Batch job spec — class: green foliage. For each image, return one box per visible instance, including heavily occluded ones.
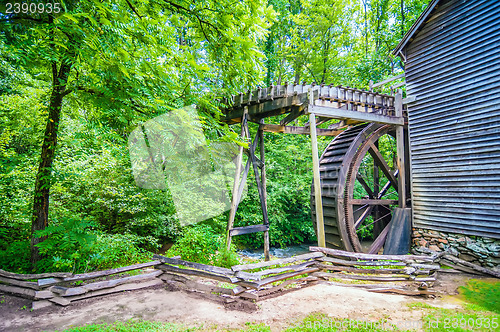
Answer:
[167,223,240,268]
[212,246,241,269]
[84,233,154,271]
[167,224,220,264]
[414,301,499,332]
[0,217,154,274]
[0,0,435,273]
[59,320,194,332]
[35,218,97,272]
[458,279,500,314]
[0,240,31,274]
[285,313,397,331]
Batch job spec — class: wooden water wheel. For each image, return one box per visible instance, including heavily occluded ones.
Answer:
[311,123,400,253]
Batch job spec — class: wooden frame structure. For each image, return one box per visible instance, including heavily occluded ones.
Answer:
[226,107,270,260]
[222,78,408,254]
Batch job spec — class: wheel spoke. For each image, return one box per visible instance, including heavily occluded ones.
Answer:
[367,141,398,193]
[350,199,398,205]
[356,174,374,198]
[367,222,392,254]
[354,206,373,229]
[353,204,370,214]
[357,211,392,233]
[376,169,398,199]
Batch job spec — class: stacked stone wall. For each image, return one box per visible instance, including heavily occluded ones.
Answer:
[412,228,500,270]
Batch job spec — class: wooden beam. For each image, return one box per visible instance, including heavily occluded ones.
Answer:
[370,74,405,89]
[308,105,404,126]
[38,261,162,287]
[241,261,317,279]
[310,89,326,248]
[154,255,234,277]
[229,224,269,236]
[395,90,406,208]
[257,267,319,287]
[402,95,416,104]
[226,108,248,250]
[48,271,163,297]
[367,141,399,193]
[231,252,324,272]
[249,123,269,235]
[349,199,398,205]
[355,174,374,198]
[280,105,304,126]
[309,246,436,262]
[0,283,36,299]
[224,92,310,122]
[259,120,270,262]
[316,256,405,267]
[156,264,240,285]
[260,123,342,136]
[0,269,72,281]
[0,276,39,290]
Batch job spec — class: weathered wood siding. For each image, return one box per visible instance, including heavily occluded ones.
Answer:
[404,0,500,238]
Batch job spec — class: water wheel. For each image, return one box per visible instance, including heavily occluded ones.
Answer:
[311,123,400,253]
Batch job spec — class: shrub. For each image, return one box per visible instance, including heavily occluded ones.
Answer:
[167,223,240,268]
[0,240,31,273]
[33,217,154,273]
[85,233,154,271]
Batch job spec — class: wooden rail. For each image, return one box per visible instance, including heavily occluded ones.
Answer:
[0,248,442,310]
[310,246,440,290]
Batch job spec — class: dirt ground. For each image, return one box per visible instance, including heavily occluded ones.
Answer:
[0,273,488,332]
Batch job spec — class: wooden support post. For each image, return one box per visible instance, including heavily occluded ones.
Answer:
[395,90,406,208]
[226,107,248,250]
[309,89,325,248]
[259,119,270,261]
[250,128,269,239]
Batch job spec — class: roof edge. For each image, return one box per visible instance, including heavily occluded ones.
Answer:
[392,0,441,57]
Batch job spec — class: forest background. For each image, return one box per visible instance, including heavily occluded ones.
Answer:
[0,0,430,273]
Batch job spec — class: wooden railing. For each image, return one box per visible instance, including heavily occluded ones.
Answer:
[0,248,444,310]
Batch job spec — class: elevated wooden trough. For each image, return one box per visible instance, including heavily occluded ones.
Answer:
[222,83,399,126]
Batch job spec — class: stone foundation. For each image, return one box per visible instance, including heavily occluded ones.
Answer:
[411,228,500,269]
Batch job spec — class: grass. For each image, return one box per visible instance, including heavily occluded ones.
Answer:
[406,279,500,332]
[57,320,197,332]
[458,279,499,314]
[59,317,409,332]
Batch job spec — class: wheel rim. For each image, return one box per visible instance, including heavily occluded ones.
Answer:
[343,124,398,253]
[311,123,399,253]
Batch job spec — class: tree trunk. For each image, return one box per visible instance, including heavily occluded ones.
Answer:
[400,0,405,38]
[30,61,73,269]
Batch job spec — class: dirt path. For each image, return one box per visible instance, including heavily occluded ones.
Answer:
[0,274,475,332]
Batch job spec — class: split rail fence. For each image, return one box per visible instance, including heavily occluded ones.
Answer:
[0,248,442,310]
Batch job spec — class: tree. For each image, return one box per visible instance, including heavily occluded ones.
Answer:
[1,0,273,269]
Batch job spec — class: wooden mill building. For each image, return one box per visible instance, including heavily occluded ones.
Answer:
[393,0,500,262]
[393,0,500,238]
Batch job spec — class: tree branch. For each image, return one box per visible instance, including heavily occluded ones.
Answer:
[162,0,223,44]
[124,0,143,19]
